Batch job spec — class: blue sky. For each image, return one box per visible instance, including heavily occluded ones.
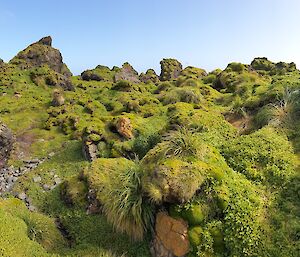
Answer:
[1,0,300,74]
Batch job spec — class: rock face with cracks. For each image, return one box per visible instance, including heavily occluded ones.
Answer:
[151,212,190,257]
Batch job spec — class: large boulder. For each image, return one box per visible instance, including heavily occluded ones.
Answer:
[0,122,14,168]
[114,62,140,83]
[10,36,72,77]
[151,212,190,257]
[160,59,182,81]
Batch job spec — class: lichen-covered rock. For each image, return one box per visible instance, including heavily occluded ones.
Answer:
[139,69,160,84]
[0,122,14,168]
[116,117,134,139]
[10,36,72,77]
[160,59,182,81]
[114,62,140,83]
[151,212,189,257]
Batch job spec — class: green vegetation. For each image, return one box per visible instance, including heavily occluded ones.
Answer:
[0,38,299,257]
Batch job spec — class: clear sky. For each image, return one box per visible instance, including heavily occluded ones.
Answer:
[1,0,300,75]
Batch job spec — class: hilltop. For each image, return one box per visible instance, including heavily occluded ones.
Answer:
[0,36,299,257]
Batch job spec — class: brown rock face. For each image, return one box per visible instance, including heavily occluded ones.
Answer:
[116,117,133,139]
[0,122,14,168]
[114,62,140,83]
[10,36,72,77]
[151,212,190,257]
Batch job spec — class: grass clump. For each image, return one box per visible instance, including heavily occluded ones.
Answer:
[84,158,154,241]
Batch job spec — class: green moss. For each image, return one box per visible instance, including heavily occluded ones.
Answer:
[222,127,296,184]
[60,176,88,208]
[181,204,206,225]
[0,198,67,255]
[188,226,203,247]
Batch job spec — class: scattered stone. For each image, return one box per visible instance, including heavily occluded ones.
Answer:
[33,176,42,183]
[18,192,27,200]
[54,177,62,185]
[43,184,51,191]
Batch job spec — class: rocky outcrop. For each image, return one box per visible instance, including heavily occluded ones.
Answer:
[81,65,114,82]
[10,36,72,77]
[251,57,297,75]
[139,69,160,84]
[160,59,182,81]
[151,212,190,257]
[0,122,14,169]
[116,117,133,139]
[180,66,207,79]
[114,62,140,83]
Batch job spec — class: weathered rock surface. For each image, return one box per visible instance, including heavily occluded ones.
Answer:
[151,212,190,257]
[160,59,182,81]
[10,36,72,77]
[82,142,99,162]
[114,62,140,83]
[0,122,14,169]
[139,69,160,84]
[116,117,133,139]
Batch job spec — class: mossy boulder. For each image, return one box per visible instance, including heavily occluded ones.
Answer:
[139,69,159,84]
[10,36,72,77]
[251,57,275,71]
[143,158,206,203]
[160,58,182,81]
[180,66,207,79]
[81,65,115,82]
[60,176,88,207]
